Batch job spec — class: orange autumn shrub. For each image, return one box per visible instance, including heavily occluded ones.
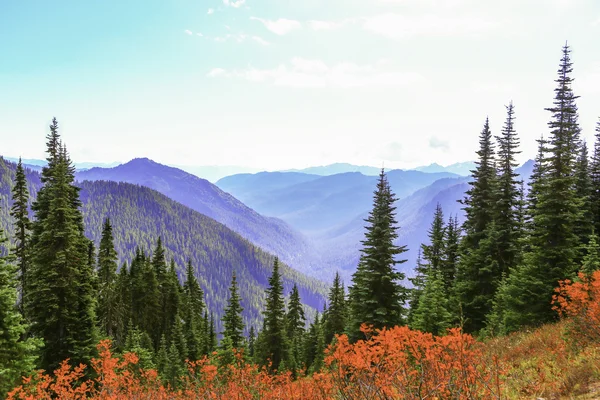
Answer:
[325,324,504,400]
[553,270,600,345]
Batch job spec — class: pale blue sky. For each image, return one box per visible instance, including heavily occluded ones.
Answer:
[1,0,599,170]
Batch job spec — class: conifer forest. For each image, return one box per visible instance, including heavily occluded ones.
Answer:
[2,29,600,400]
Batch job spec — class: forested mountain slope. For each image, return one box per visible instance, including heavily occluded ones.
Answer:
[0,157,327,332]
[75,158,314,272]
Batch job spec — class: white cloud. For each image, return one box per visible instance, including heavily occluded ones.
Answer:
[206,58,425,88]
[308,19,354,31]
[207,8,214,15]
[250,17,301,35]
[207,68,227,78]
[362,13,496,39]
[212,33,269,45]
[223,0,246,8]
[593,16,600,26]
[429,136,450,150]
[184,29,193,35]
[196,32,204,37]
[252,36,270,46]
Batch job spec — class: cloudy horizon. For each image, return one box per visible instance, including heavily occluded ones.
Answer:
[1,0,599,170]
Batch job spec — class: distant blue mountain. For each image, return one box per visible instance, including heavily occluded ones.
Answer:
[3,157,121,171]
[414,161,477,176]
[283,163,381,176]
[173,165,262,183]
[76,158,315,273]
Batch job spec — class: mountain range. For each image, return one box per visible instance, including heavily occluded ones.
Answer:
[0,157,327,332]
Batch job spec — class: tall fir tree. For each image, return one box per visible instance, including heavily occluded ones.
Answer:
[574,141,593,261]
[285,284,305,375]
[0,221,40,397]
[348,169,408,342]
[261,257,288,372]
[455,118,499,333]
[97,217,120,338]
[162,258,181,343]
[494,102,524,276]
[26,120,98,371]
[496,44,583,332]
[221,272,245,349]
[323,272,346,345]
[182,260,204,361]
[407,250,426,326]
[442,215,461,291]
[421,203,446,274]
[581,230,600,276]
[591,120,600,234]
[410,270,453,336]
[10,158,31,307]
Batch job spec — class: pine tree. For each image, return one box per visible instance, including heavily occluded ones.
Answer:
[170,314,188,364]
[348,169,408,341]
[10,158,31,308]
[165,342,184,388]
[26,121,98,371]
[97,217,120,338]
[248,326,256,359]
[156,334,169,377]
[285,284,305,375]
[123,322,155,371]
[494,102,524,276]
[455,118,499,333]
[582,231,600,276]
[162,258,181,342]
[114,264,131,349]
[575,141,593,261]
[130,251,161,347]
[261,257,288,372]
[410,270,453,336]
[443,215,461,290]
[421,203,446,273]
[222,272,245,349]
[591,120,600,234]
[500,44,583,331]
[407,250,426,326]
[303,313,325,373]
[0,225,40,397]
[182,260,204,361]
[323,272,346,345]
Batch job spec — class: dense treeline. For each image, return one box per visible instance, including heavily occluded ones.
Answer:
[1,43,600,397]
[0,157,327,336]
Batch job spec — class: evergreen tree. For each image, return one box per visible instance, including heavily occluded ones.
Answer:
[455,118,499,333]
[182,260,204,361]
[407,250,426,326]
[575,141,593,261]
[348,169,408,342]
[261,257,288,372]
[165,342,184,388]
[410,270,453,336]
[591,120,600,234]
[123,322,155,371]
[222,272,245,349]
[26,121,98,371]
[170,314,188,364]
[156,334,169,378]
[303,313,325,373]
[323,272,346,345]
[248,326,256,359]
[500,44,583,331]
[130,251,161,347]
[443,215,461,291]
[162,258,181,342]
[0,225,40,397]
[97,217,120,338]
[207,312,217,354]
[421,203,446,273]
[10,158,31,307]
[286,284,305,375]
[494,102,524,276]
[582,231,600,276]
[114,263,131,349]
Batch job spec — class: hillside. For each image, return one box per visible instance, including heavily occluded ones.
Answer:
[0,157,327,332]
[76,158,315,274]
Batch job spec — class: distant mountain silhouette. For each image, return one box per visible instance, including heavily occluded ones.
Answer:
[414,161,477,176]
[283,163,382,176]
[76,158,315,273]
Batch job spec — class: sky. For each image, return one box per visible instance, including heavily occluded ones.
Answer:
[1,0,600,171]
